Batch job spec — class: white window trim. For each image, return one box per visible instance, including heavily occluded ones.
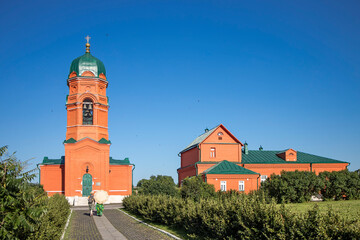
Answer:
[260,175,268,182]
[220,181,226,191]
[239,181,245,191]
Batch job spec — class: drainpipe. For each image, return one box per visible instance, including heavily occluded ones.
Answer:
[257,174,260,190]
[310,163,312,172]
[37,164,41,184]
[131,164,135,194]
[198,145,201,171]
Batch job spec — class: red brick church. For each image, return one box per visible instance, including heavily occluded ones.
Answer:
[178,124,348,192]
[38,38,133,205]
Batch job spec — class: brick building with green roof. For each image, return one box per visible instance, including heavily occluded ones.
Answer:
[178,124,349,193]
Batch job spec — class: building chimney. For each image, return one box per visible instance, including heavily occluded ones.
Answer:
[205,128,209,133]
[259,145,263,151]
[244,142,248,155]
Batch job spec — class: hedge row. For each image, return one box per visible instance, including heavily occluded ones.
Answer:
[123,194,360,240]
[260,170,360,203]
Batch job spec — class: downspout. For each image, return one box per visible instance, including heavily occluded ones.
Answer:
[310,163,312,172]
[197,145,201,176]
[257,174,260,190]
[204,173,207,183]
[131,164,136,194]
[37,164,41,184]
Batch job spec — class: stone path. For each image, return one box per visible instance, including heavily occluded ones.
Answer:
[104,209,173,240]
[93,214,127,240]
[66,206,175,240]
[66,210,102,240]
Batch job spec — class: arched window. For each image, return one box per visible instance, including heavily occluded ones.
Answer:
[83,99,93,125]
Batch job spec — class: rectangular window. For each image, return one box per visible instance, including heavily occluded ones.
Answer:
[239,181,245,191]
[260,175,268,183]
[210,147,216,158]
[220,181,226,191]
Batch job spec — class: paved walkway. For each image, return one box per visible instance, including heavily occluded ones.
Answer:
[66,206,175,240]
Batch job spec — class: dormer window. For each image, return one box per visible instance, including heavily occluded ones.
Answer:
[277,149,297,161]
[83,99,93,125]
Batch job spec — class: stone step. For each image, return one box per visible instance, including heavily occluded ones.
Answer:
[67,195,128,206]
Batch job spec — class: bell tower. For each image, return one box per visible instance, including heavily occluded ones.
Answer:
[64,37,111,197]
[65,36,109,142]
[39,36,133,203]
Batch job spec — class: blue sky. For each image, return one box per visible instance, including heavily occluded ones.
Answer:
[0,0,359,184]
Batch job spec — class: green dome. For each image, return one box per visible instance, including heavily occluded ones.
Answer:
[69,52,106,78]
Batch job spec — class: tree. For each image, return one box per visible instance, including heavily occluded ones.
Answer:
[137,175,179,197]
[260,170,324,203]
[180,176,216,201]
[319,170,360,200]
[0,145,48,239]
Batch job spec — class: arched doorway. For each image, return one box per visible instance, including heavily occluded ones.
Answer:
[82,173,92,196]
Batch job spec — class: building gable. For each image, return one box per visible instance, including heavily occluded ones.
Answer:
[202,124,242,145]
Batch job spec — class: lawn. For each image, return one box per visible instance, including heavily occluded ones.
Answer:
[284,200,360,220]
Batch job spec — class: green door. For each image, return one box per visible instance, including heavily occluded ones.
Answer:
[82,174,92,197]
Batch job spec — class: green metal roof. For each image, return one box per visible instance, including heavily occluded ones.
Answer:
[110,157,131,165]
[204,160,259,175]
[41,156,64,165]
[41,156,130,165]
[242,150,348,164]
[63,137,111,144]
[69,52,106,78]
[98,138,111,144]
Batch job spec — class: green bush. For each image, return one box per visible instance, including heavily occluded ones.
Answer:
[260,170,325,203]
[0,146,48,239]
[137,175,179,197]
[0,146,70,240]
[33,194,70,240]
[123,194,360,239]
[180,176,216,201]
[320,170,360,200]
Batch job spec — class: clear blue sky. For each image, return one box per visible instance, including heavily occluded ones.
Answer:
[0,0,359,185]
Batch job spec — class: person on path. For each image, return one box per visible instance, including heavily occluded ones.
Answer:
[96,202,104,216]
[88,191,95,216]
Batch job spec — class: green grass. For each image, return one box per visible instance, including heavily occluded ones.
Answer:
[63,211,74,240]
[120,208,193,240]
[284,200,360,220]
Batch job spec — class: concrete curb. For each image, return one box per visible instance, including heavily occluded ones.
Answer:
[60,209,73,240]
[118,209,182,240]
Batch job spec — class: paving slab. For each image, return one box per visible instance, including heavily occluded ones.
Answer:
[104,209,174,240]
[66,210,102,240]
[93,214,127,240]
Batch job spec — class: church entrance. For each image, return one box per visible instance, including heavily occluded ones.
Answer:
[82,173,92,197]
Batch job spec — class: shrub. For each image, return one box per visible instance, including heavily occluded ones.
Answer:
[0,146,71,240]
[0,146,48,239]
[137,175,179,197]
[180,176,216,201]
[320,170,360,200]
[33,194,71,240]
[123,194,360,239]
[260,170,324,203]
